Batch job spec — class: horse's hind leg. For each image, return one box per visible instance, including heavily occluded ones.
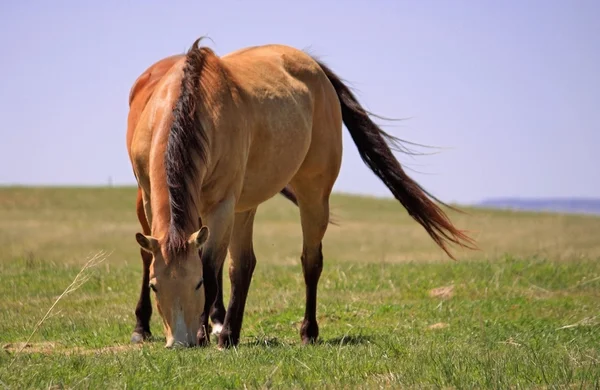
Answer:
[292,176,334,344]
[131,188,153,343]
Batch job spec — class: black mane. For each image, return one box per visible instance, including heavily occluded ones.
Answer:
[164,38,212,259]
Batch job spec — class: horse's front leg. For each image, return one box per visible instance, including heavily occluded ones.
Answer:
[209,264,227,336]
[131,188,153,343]
[197,198,235,346]
[218,208,258,348]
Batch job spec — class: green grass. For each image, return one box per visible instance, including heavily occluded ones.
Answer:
[1,186,599,389]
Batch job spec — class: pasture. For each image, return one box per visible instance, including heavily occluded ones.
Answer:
[1,186,599,388]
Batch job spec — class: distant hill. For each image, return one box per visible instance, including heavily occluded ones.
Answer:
[476,198,600,216]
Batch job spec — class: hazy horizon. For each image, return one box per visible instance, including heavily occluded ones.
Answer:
[1,1,598,204]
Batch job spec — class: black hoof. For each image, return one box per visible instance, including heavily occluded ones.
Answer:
[218,328,240,349]
[300,320,319,345]
[131,331,151,344]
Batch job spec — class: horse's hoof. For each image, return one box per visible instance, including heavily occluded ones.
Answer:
[131,331,147,344]
[301,336,318,345]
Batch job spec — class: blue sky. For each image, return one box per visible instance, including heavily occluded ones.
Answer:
[0,0,598,204]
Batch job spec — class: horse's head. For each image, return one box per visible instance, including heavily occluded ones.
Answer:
[135,226,210,348]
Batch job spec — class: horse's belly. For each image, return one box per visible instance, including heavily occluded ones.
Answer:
[235,122,312,211]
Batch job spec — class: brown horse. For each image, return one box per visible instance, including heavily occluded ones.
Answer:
[126,38,476,348]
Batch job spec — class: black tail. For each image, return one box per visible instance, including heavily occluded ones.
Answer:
[279,186,299,206]
[314,60,477,259]
[279,185,338,226]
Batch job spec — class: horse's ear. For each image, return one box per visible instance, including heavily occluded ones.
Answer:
[136,233,159,253]
[188,226,210,249]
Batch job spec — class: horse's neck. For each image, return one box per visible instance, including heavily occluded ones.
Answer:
[148,172,200,242]
[148,201,169,241]
[147,154,172,241]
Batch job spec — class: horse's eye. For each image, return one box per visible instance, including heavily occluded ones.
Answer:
[195,278,204,291]
[149,282,157,292]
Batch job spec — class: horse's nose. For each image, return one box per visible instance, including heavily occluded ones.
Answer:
[166,332,197,348]
[165,339,193,349]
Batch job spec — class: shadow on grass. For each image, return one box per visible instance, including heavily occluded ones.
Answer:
[239,334,376,348]
[242,337,289,348]
[320,334,374,346]
[136,335,166,345]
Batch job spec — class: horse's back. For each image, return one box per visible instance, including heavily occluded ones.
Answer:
[222,44,325,92]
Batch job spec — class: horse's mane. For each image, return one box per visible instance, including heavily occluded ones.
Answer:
[164,38,216,260]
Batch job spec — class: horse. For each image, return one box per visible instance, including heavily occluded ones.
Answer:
[126,38,476,349]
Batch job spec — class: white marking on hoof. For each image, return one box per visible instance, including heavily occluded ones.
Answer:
[211,323,223,336]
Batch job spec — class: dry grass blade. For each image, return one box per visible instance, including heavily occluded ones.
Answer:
[555,316,598,331]
[568,275,600,290]
[429,285,455,300]
[7,250,109,368]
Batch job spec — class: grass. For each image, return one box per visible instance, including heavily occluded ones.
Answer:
[1,186,599,389]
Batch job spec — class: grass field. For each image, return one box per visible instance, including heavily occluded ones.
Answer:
[1,186,599,389]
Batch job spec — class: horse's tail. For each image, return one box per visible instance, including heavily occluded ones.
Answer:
[279,185,338,226]
[314,59,477,259]
[279,186,298,206]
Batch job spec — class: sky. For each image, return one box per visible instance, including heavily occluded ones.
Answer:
[0,0,598,204]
